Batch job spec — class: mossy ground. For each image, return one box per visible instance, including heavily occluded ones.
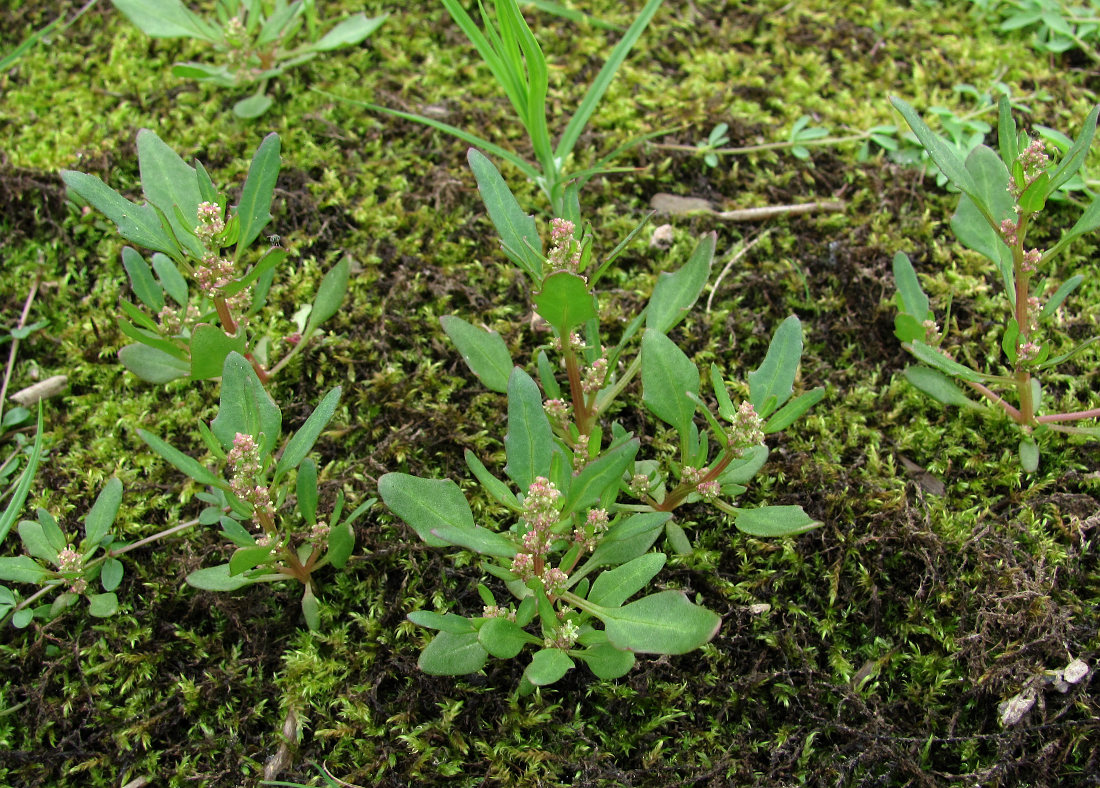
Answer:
[0,0,1097,785]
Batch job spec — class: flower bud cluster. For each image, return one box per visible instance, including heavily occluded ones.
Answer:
[1027,296,1041,331]
[544,619,580,650]
[194,254,236,297]
[628,473,651,499]
[1000,218,1019,246]
[227,433,274,527]
[544,398,570,424]
[57,547,87,593]
[696,480,721,502]
[573,507,609,552]
[309,521,330,543]
[552,332,585,353]
[1022,248,1042,273]
[581,356,608,394]
[195,201,225,241]
[1017,341,1041,363]
[572,434,589,472]
[727,402,764,453]
[482,605,517,621]
[1009,139,1051,199]
[547,218,581,272]
[510,477,571,591]
[680,466,705,486]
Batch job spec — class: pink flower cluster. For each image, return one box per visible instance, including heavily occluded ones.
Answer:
[227,433,273,527]
[547,218,581,272]
[727,401,764,453]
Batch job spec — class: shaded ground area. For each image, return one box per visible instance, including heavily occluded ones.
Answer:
[0,0,1098,786]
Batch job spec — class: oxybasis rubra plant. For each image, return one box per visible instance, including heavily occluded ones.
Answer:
[891,96,1100,471]
[138,352,370,631]
[62,130,347,386]
[379,150,822,691]
[110,0,386,118]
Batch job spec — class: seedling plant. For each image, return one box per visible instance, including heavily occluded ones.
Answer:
[892,95,1100,470]
[348,0,664,218]
[61,130,349,386]
[110,0,386,117]
[379,150,823,691]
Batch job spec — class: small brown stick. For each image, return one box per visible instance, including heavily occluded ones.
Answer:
[706,230,771,313]
[650,192,845,222]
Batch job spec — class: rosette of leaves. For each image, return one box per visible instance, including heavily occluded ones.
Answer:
[138,352,371,630]
[892,96,1100,471]
[378,150,823,690]
[61,130,348,386]
[0,478,125,628]
[110,0,386,118]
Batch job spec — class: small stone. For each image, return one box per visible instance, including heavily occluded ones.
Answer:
[998,689,1035,726]
[748,603,771,615]
[649,223,674,249]
[1063,658,1089,684]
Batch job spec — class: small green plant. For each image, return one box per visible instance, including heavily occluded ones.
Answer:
[61,130,348,386]
[110,0,386,117]
[379,150,822,690]
[0,478,125,627]
[139,352,371,631]
[346,0,663,218]
[974,0,1100,63]
[891,95,1100,470]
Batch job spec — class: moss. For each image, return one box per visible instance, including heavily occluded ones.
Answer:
[0,0,1098,785]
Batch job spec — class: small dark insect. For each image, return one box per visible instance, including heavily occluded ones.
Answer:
[268,235,282,247]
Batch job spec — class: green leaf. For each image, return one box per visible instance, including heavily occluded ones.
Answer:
[908,341,988,383]
[210,352,282,456]
[326,521,355,569]
[1019,437,1040,473]
[84,478,123,546]
[903,367,985,410]
[185,563,264,591]
[136,129,204,258]
[598,591,721,655]
[1042,104,1099,199]
[583,512,669,571]
[378,474,473,549]
[235,133,281,253]
[87,592,118,618]
[763,388,824,433]
[189,324,247,381]
[221,248,286,298]
[504,368,553,491]
[0,404,43,545]
[890,96,981,208]
[664,521,692,555]
[1049,197,1100,258]
[0,556,49,583]
[312,12,386,50]
[533,272,597,337]
[464,450,520,510]
[588,553,666,608]
[296,458,318,524]
[303,258,349,337]
[641,329,699,437]
[408,610,475,633]
[467,148,543,278]
[152,254,189,306]
[101,558,124,592]
[478,616,532,658]
[563,439,639,515]
[418,630,489,675]
[301,584,321,631]
[1002,318,1020,364]
[440,315,513,394]
[60,170,180,257]
[576,641,635,679]
[748,316,803,418]
[646,233,715,334]
[229,545,273,576]
[118,343,189,383]
[137,429,224,488]
[275,387,341,480]
[121,247,164,311]
[734,505,820,537]
[524,648,574,686]
[17,520,57,562]
[1041,275,1084,318]
[233,93,274,119]
[109,0,221,40]
[429,524,517,558]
